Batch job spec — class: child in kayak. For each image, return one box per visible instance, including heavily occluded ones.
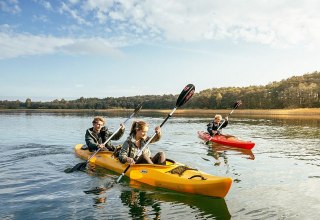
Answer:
[119,121,166,165]
[207,114,228,136]
[85,116,125,152]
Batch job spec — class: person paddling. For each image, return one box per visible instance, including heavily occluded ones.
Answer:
[207,114,228,136]
[119,121,166,165]
[85,116,125,152]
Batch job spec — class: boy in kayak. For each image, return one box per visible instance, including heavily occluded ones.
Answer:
[85,116,125,152]
[207,114,228,136]
[119,121,166,165]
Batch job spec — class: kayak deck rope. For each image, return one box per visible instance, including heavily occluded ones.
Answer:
[166,165,197,176]
[188,174,207,180]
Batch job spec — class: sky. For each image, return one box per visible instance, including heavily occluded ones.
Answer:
[0,0,320,101]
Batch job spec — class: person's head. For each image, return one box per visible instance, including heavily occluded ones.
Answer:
[214,114,222,123]
[92,116,105,132]
[130,121,149,140]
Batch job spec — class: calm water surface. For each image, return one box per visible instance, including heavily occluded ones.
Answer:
[0,112,319,219]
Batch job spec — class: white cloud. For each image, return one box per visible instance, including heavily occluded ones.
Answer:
[32,14,48,23]
[40,0,52,10]
[68,0,79,4]
[0,32,67,59]
[59,38,125,57]
[134,0,320,48]
[0,31,124,59]
[0,0,21,14]
[2,0,320,60]
[59,2,90,25]
[63,0,320,49]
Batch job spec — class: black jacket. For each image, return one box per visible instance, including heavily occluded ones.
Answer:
[85,126,125,152]
[207,120,228,136]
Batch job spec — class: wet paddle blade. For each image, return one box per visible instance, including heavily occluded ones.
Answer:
[64,162,87,173]
[83,181,114,194]
[133,103,143,114]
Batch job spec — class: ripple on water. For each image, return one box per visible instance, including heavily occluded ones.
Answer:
[1,114,319,219]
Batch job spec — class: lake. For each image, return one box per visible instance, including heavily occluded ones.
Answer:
[0,111,319,219]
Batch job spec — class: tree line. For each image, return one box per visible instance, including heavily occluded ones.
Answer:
[1,71,319,109]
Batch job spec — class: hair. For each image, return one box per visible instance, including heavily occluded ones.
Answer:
[130,121,149,136]
[214,114,222,120]
[92,116,105,124]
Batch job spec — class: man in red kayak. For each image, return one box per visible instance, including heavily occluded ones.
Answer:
[207,114,229,136]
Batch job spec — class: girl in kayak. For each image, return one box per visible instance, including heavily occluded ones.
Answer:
[85,116,125,152]
[207,114,228,136]
[119,121,166,165]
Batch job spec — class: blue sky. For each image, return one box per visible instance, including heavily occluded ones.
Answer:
[1,0,319,101]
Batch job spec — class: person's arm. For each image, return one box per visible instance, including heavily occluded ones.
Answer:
[119,141,134,164]
[85,130,99,152]
[220,119,228,128]
[103,126,124,150]
[148,126,161,143]
[207,122,214,135]
[110,123,125,140]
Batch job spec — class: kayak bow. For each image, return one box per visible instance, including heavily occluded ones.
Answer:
[198,131,255,150]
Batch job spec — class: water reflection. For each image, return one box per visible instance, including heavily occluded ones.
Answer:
[120,189,161,219]
[82,165,231,219]
[149,192,230,220]
[202,141,255,168]
[125,181,231,220]
[211,143,255,161]
[84,186,108,208]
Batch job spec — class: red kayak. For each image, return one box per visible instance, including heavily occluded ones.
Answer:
[197,131,255,150]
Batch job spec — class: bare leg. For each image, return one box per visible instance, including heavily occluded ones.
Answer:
[152,152,166,165]
[136,153,153,164]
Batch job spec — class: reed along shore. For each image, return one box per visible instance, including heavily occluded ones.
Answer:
[1,108,320,119]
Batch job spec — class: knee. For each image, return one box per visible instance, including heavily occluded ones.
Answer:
[159,152,166,161]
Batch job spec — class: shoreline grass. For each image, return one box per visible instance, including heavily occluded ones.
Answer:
[1,108,319,117]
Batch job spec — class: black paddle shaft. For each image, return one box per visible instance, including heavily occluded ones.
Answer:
[116,84,195,183]
[217,100,242,131]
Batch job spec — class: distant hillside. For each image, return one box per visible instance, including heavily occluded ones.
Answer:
[1,71,319,109]
[192,71,320,109]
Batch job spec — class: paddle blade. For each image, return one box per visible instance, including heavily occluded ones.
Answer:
[233,100,242,109]
[133,103,143,114]
[64,162,87,173]
[83,182,114,194]
[176,84,195,107]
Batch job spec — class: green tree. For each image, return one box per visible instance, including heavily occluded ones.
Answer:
[25,98,32,108]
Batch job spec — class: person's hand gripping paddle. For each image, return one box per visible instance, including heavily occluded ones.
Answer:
[65,103,143,173]
[116,84,195,183]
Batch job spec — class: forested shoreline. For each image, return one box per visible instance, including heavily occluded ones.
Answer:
[1,71,319,110]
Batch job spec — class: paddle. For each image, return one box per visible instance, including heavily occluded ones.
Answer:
[65,103,143,173]
[216,100,242,131]
[116,84,195,183]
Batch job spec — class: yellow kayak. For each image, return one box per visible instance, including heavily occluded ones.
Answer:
[74,144,232,198]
